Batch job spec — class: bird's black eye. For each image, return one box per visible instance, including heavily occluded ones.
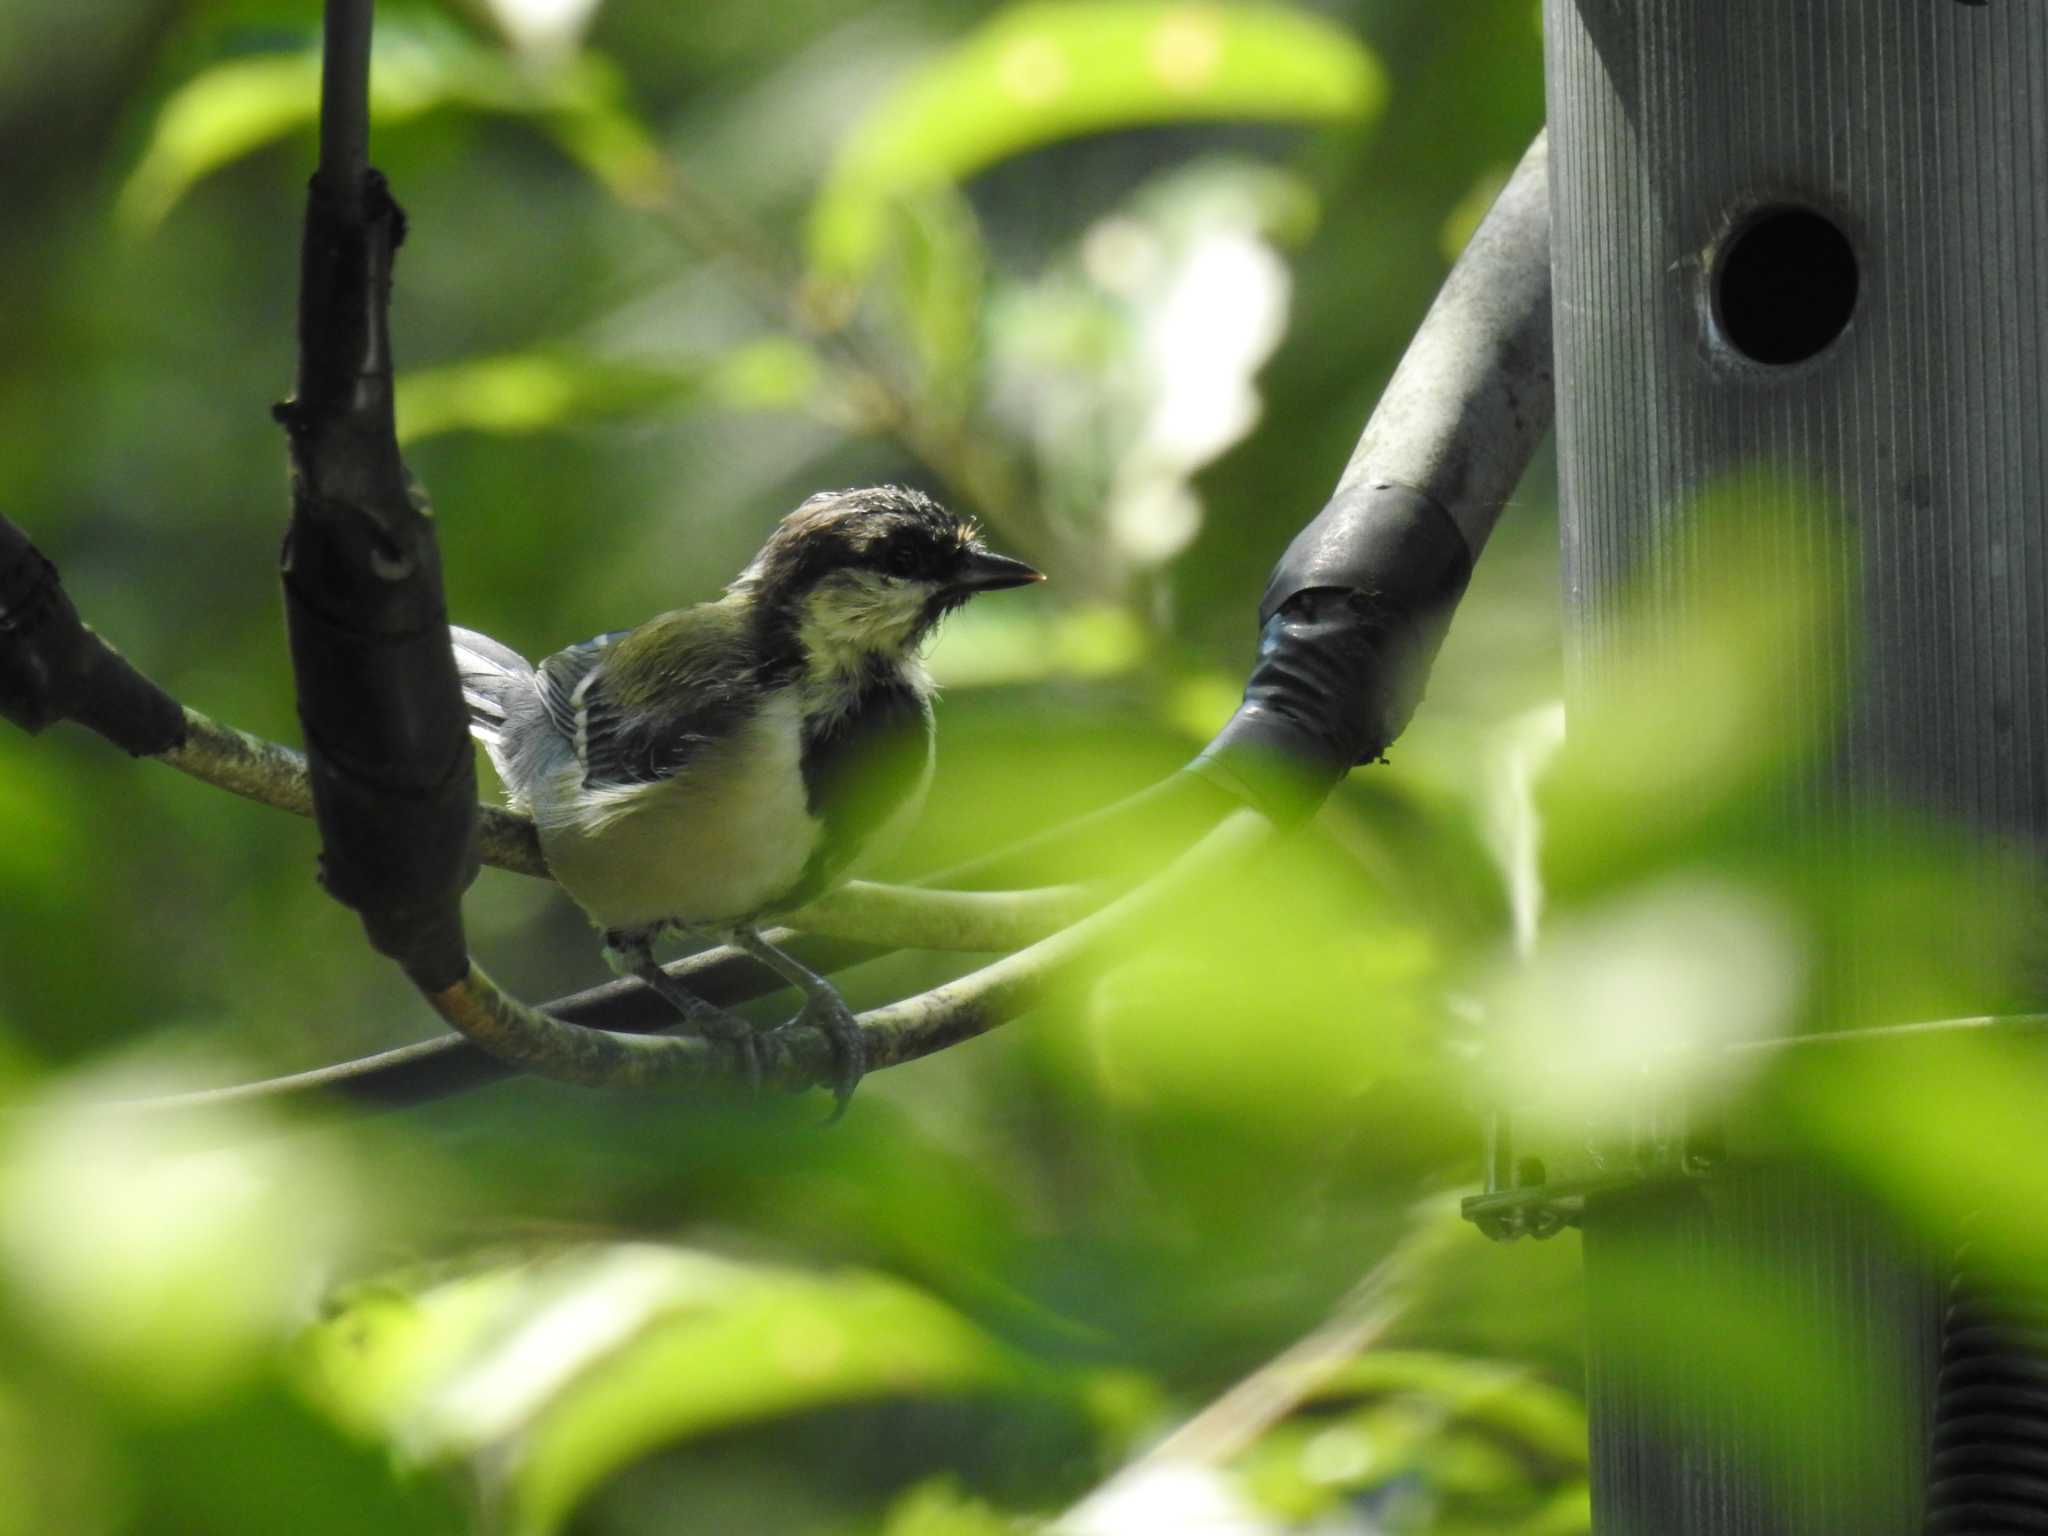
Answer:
[885,540,921,578]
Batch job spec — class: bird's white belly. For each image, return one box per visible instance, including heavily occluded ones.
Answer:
[532,695,821,933]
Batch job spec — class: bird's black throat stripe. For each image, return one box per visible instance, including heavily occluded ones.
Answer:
[787,672,933,907]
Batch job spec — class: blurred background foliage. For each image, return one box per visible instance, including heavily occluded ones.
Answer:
[9,1,2032,1533]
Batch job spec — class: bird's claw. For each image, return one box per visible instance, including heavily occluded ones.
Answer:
[795,994,866,1122]
[722,1027,764,1098]
[624,960,762,1095]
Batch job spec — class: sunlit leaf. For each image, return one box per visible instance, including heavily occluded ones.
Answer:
[482,0,606,60]
[809,0,1385,287]
[1440,162,1513,262]
[311,1245,1051,1536]
[1481,875,1804,1129]
[395,352,697,444]
[119,21,658,230]
[0,1066,365,1411]
[1770,1025,2048,1282]
[504,1252,1043,1535]
[1061,1462,1274,1536]
[885,1478,1025,1536]
[394,338,824,442]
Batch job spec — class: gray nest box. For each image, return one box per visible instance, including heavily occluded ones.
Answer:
[1469,4,2048,1533]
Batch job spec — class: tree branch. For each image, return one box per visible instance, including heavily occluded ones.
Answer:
[422,808,1273,1093]
[128,929,877,1112]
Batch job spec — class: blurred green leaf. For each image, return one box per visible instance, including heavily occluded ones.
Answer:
[394,338,825,442]
[510,1253,1044,1534]
[883,1477,1024,1536]
[809,0,1385,287]
[131,1383,465,1536]
[1308,1351,1589,1467]
[1537,475,1854,904]
[120,20,660,230]
[927,601,1148,688]
[1232,1351,1586,1530]
[0,1372,121,1536]
[885,184,989,410]
[309,1245,1054,1536]
[396,351,696,444]
[1771,1026,2048,1281]
[0,1068,366,1412]
[1440,162,1513,261]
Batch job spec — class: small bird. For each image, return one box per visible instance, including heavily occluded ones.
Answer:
[451,486,1043,1112]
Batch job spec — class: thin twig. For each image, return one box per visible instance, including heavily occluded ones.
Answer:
[424,808,1273,1093]
[127,929,870,1112]
[615,151,1050,566]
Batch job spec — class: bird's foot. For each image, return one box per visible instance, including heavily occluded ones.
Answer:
[607,938,762,1094]
[790,991,866,1123]
[679,1001,763,1098]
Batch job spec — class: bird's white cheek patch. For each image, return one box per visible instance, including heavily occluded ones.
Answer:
[798,578,931,670]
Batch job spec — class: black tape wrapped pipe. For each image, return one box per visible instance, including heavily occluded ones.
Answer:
[1194,480,1474,822]
[276,169,478,991]
[0,513,185,757]
[1924,1234,2048,1534]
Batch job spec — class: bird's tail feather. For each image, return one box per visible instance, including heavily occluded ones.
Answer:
[450,625,533,776]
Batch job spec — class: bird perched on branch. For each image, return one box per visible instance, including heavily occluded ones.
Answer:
[451,486,1043,1113]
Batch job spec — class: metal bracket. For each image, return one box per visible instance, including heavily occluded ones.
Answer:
[1461,1088,1725,1242]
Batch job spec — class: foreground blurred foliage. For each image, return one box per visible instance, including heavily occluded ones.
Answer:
[10,1,2038,1534]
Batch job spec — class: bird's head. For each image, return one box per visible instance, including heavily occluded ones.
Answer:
[731,487,1043,669]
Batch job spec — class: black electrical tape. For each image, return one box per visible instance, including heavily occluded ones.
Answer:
[281,491,480,992]
[0,513,186,757]
[1195,480,1474,823]
[278,173,478,992]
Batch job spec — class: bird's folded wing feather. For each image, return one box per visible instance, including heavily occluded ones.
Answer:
[537,608,757,791]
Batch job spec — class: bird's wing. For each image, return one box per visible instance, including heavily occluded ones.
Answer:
[534,630,625,747]
[538,608,756,791]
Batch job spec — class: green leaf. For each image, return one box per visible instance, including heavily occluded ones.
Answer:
[119,22,659,230]
[307,1247,1048,1536]
[394,352,697,444]
[884,1477,1026,1536]
[809,0,1385,287]
[1307,1351,1589,1467]
[393,339,823,443]
[886,184,989,410]
[506,1256,1039,1535]
[130,1384,466,1536]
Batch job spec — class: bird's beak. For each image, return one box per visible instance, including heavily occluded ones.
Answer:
[954,545,1046,592]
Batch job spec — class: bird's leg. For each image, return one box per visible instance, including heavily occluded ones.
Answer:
[602,928,762,1093]
[723,925,867,1119]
